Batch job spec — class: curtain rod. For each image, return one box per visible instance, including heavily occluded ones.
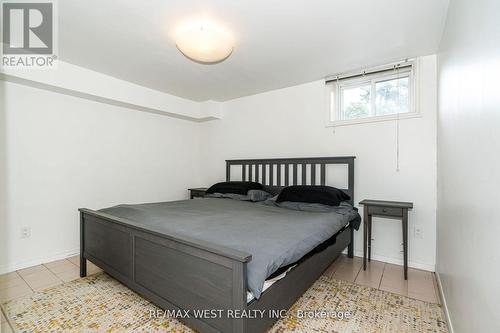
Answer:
[325,62,413,84]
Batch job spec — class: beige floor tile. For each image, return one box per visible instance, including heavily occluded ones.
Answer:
[408,269,433,289]
[73,259,101,275]
[44,260,78,275]
[0,276,29,291]
[379,283,408,296]
[32,280,63,292]
[332,257,362,282]
[56,266,80,282]
[43,258,68,268]
[324,254,348,277]
[1,322,14,333]
[67,255,80,266]
[44,259,72,269]
[382,263,406,279]
[333,254,349,265]
[355,260,385,288]
[1,312,12,333]
[407,269,438,303]
[336,255,362,268]
[17,265,49,278]
[408,290,438,303]
[408,279,439,303]
[0,272,21,284]
[22,270,61,291]
[0,283,33,302]
[323,264,336,277]
[380,264,408,295]
[381,263,403,277]
[87,262,102,275]
[73,257,103,273]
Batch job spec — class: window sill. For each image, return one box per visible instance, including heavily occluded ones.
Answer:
[326,112,421,128]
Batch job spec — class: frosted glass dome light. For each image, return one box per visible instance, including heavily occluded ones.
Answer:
[175,21,234,64]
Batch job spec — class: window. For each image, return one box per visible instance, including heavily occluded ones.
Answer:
[328,62,417,126]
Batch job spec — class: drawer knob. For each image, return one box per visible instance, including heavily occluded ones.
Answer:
[382,208,387,212]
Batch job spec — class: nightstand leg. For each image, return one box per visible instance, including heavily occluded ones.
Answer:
[80,213,87,278]
[368,214,372,262]
[363,207,368,270]
[80,254,87,277]
[347,226,354,258]
[402,209,408,280]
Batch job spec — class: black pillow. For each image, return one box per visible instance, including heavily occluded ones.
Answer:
[276,185,350,207]
[206,181,263,195]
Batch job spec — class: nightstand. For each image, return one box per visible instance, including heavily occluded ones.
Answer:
[188,187,207,199]
[359,199,413,279]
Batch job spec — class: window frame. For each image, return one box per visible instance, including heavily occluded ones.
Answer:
[326,61,420,127]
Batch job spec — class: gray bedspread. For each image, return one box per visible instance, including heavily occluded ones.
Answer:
[99,198,359,299]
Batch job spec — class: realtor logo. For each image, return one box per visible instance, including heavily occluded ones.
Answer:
[1,1,57,68]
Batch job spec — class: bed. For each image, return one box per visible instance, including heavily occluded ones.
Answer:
[79,156,357,333]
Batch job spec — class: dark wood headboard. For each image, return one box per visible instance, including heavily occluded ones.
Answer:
[225,156,355,205]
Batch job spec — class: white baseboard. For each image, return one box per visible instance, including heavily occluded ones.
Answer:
[435,272,454,333]
[346,250,435,272]
[0,248,80,275]
[2,248,436,274]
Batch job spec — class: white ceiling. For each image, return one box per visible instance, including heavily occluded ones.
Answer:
[59,0,449,102]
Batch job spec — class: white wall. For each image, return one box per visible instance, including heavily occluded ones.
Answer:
[0,80,201,273]
[1,61,219,121]
[437,0,500,332]
[200,55,438,271]
[0,80,7,273]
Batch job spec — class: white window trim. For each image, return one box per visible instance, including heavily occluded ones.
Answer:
[325,58,421,127]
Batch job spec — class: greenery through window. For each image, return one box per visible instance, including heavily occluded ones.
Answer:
[330,67,414,123]
[375,77,409,116]
[343,84,371,119]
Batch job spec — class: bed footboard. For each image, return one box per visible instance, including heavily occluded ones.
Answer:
[79,209,251,333]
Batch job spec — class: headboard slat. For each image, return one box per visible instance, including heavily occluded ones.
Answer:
[276,164,281,186]
[320,164,326,185]
[269,164,274,186]
[301,164,307,185]
[226,157,355,205]
[311,163,316,185]
[284,164,290,186]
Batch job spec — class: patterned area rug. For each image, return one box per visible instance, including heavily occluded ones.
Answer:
[1,273,448,333]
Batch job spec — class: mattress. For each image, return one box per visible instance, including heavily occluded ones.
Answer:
[247,265,296,302]
[99,197,360,299]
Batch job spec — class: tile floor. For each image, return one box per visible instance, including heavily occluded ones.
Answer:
[0,255,440,332]
[324,255,440,304]
[0,256,102,332]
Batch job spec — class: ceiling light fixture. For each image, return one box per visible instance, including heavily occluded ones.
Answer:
[174,20,234,64]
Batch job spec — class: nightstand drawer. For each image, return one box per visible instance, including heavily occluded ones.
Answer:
[191,190,205,198]
[367,206,403,217]
[188,187,207,199]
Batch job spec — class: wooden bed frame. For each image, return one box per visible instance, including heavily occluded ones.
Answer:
[79,156,356,333]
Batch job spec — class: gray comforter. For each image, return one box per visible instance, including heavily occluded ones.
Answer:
[99,198,359,299]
